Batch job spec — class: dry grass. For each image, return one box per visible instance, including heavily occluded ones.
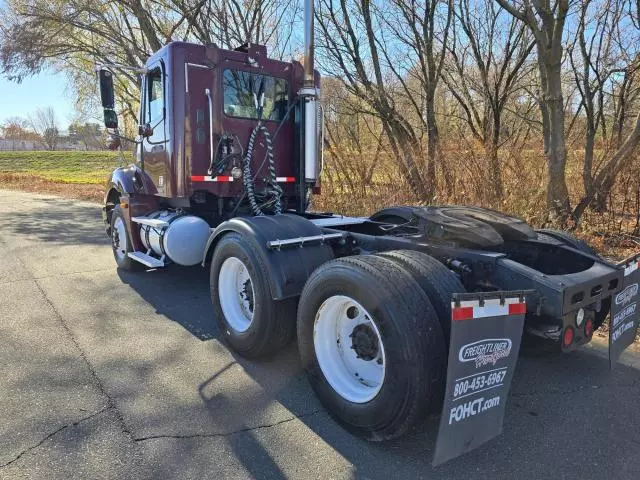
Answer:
[0,172,105,203]
[0,150,123,203]
[1,148,638,260]
[314,144,640,261]
[0,150,123,183]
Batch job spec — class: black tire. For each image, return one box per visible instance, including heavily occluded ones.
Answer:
[297,254,447,441]
[210,232,297,358]
[378,250,465,343]
[535,229,609,329]
[110,205,142,271]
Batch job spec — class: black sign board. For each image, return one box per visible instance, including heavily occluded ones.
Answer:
[433,292,527,466]
[609,255,640,369]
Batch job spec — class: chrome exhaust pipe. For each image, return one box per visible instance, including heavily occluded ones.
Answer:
[303,0,315,87]
[300,0,318,183]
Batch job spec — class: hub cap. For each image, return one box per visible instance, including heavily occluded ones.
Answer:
[112,216,127,261]
[314,295,386,403]
[218,257,255,332]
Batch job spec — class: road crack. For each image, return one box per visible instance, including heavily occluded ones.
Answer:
[0,406,111,468]
[134,408,326,442]
[31,277,135,440]
[12,248,136,442]
[0,268,114,286]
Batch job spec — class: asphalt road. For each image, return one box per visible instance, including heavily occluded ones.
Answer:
[1,188,640,480]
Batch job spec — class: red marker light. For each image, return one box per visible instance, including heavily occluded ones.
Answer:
[585,318,594,338]
[563,327,574,347]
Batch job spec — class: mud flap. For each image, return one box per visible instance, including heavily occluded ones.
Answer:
[433,291,529,466]
[609,254,640,369]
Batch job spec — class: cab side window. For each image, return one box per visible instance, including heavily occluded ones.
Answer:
[147,68,164,125]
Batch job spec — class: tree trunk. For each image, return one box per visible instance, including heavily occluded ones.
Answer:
[383,120,433,201]
[425,97,439,200]
[583,112,595,197]
[593,178,612,212]
[543,66,571,225]
[486,113,503,204]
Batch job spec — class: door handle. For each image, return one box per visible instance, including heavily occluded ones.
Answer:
[205,88,214,173]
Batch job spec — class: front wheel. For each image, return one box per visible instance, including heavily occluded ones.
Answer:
[110,205,141,271]
[297,254,447,441]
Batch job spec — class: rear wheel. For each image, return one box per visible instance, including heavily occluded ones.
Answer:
[297,254,446,441]
[210,232,296,358]
[378,250,465,343]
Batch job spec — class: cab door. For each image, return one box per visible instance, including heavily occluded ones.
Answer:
[185,64,215,185]
[141,62,169,195]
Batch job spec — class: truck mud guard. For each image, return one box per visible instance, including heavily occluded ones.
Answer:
[609,254,640,368]
[433,290,532,466]
[202,214,336,300]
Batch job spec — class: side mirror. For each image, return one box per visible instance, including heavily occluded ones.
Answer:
[99,69,118,129]
[99,69,115,108]
[103,109,118,129]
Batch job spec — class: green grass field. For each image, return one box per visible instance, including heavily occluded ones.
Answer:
[0,150,125,184]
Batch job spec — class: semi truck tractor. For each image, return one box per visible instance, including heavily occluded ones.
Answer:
[97,0,640,462]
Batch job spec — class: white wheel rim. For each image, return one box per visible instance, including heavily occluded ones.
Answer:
[314,295,386,403]
[218,257,255,333]
[112,216,128,261]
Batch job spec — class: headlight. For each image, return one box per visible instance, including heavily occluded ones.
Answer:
[576,308,585,327]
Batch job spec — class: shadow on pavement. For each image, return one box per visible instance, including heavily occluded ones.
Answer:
[118,266,215,340]
[116,263,640,479]
[2,191,639,477]
[0,197,107,246]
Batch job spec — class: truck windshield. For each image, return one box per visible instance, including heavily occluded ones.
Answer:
[223,69,289,122]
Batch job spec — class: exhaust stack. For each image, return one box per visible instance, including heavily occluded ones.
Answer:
[300,0,319,184]
[303,0,315,87]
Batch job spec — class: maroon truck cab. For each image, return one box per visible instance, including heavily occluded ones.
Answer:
[103,41,321,237]
[136,41,317,200]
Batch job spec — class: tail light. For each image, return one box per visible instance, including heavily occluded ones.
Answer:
[585,318,594,338]
[563,326,575,348]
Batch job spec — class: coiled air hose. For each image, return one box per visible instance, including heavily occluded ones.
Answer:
[242,120,283,216]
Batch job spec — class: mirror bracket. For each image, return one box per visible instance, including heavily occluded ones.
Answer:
[138,123,153,138]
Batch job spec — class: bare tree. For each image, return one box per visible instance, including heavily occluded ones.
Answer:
[168,0,301,59]
[442,0,534,203]
[568,0,640,222]
[495,0,572,224]
[316,0,453,201]
[0,116,38,140]
[29,107,59,150]
[0,0,300,124]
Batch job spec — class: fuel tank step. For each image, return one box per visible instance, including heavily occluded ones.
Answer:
[131,216,170,228]
[127,251,165,268]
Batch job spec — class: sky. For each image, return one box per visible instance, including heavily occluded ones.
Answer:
[0,0,75,129]
[0,70,76,129]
